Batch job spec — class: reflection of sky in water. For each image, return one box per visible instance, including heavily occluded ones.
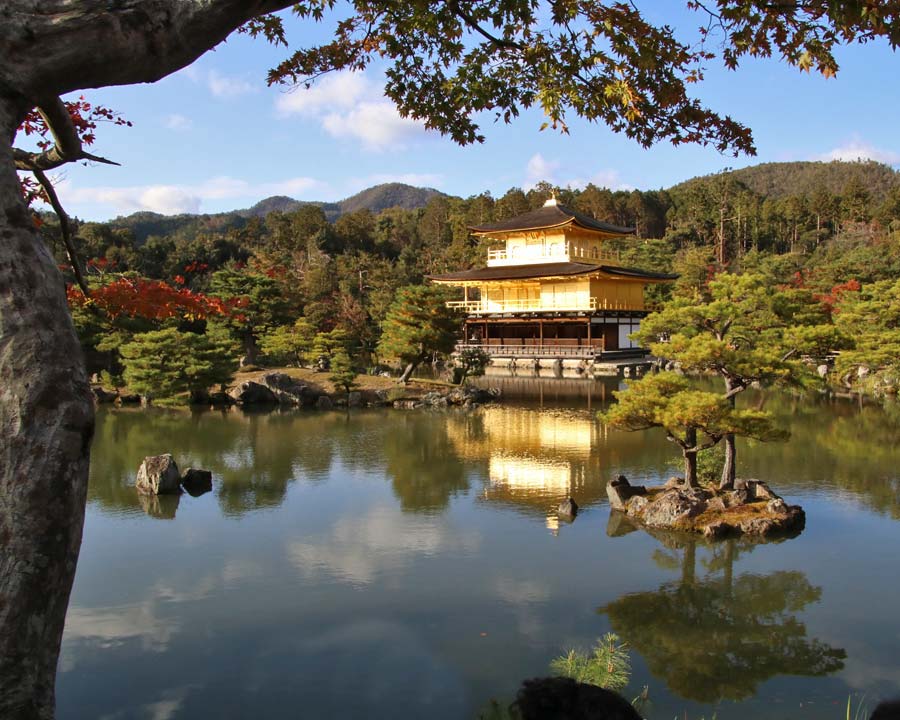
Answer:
[60,399,900,719]
[287,505,480,586]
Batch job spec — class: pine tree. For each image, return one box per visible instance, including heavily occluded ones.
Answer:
[601,373,787,487]
[377,286,460,383]
[307,328,351,370]
[260,318,316,367]
[120,327,237,404]
[329,348,358,397]
[633,273,840,488]
[208,266,293,364]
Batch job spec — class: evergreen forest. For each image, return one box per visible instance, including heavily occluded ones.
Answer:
[46,160,900,403]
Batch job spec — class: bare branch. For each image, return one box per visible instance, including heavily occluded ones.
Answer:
[666,431,688,449]
[31,169,90,297]
[447,2,524,51]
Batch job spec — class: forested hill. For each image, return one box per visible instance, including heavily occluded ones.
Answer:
[57,157,900,393]
[72,159,900,271]
[106,182,444,243]
[672,160,899,203]
[239,182,444,221]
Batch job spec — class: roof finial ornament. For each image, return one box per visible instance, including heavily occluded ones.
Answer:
[544,191,558,207]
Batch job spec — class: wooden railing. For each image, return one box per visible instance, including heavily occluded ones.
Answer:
[446,297,637,313]
[457,341,604,359]
[486,246,621,265]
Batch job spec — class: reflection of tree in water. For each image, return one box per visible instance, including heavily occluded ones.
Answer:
[88,408,247,513]
[214,411,331,515]
[731,389,900,519]
[90,408,474,518]
[383,413,469,513]
[813,403,900,518]
[599,535,846,703]
[89,408,342,516]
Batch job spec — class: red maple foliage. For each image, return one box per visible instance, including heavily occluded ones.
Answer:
[17,96,132,208]
[184,261,210,275]
[19,96,132,151]
[67,277,245,321]
[814,279,861,315]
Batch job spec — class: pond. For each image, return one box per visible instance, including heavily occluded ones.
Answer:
[57,379,900,719]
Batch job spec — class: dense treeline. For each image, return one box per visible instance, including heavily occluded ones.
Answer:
[44,160,900,402]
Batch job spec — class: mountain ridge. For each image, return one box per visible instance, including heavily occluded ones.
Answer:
[98,160,900,243]
[104,182,445,243]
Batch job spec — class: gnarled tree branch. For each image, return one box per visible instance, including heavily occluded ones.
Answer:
[32,168,90,297]
[14,97,120,171]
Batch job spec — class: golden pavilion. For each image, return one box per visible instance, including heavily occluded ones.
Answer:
[429,197,676,361]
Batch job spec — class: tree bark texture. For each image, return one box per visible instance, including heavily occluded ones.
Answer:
[1,3,294,717]
[719,379,739,490]
[683,427,698,488]
[0,1,293,101]
[0,100,94,720]
[399,360,419,384]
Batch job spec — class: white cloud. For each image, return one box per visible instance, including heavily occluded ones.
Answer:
[494,577,551,604]
[163,113,192,131]
[525,153,561,188]
[525,154,634,192]
[322,101,423,150]
[207,70,257,99]
[59,175,326,216]
[63,603,178,654]
[139,186,202,214]
[287,505,480,586]
[276,72,369,116]
[276,71,429,151]
[819,138,900,164]
[562,169,634,192]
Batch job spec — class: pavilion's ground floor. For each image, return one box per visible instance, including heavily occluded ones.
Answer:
[459,311,648,360]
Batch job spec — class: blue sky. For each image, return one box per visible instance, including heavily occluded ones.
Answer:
[39,4,900,221]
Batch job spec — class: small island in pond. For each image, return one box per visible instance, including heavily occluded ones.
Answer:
[607,475,804,538]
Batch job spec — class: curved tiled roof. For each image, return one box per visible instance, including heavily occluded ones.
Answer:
[429,262,677,282]
[469,203,634,235]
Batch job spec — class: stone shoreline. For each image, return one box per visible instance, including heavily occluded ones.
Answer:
[92,370,500,411]
[607,475,805,539]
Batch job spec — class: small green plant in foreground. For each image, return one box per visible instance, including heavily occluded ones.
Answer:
[550,632,631,691]
[847,694,868,720]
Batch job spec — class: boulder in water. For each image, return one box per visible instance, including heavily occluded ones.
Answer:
[181,468,213,497]
[557,497,579,519]
[136,454,181,495]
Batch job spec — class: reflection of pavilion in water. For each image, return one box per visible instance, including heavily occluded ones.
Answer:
[447,407,608,528]
[472,373,625,412]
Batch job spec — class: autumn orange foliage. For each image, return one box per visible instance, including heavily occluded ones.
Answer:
[67,277,245,321]
[815,279,861,315]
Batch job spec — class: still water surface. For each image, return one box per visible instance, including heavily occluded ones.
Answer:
[58,378,900,719]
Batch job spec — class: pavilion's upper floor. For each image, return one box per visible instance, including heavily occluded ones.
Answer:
[471,197,634,267]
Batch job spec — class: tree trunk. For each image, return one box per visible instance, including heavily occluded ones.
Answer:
[0,101,94,720]
[719,379,739,490]
[683,427,699,488]
[2,4,306,718]
[398,360,419,384]
[720,434,736,491]
[242,330,258,366]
